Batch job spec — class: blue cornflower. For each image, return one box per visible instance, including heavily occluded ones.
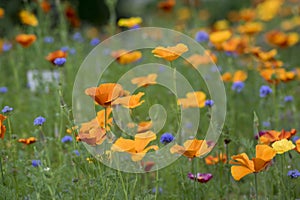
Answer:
[205,100,214,107]
[284,95,293,103]
[262,121,271,127]
[130,24,140,29]
[287,169,300,178]
[53,58,66,66]
[259,85,272,98]
[195,31,209,43]
[292,136,299,143]
[2,43,12,52]
[232,81,245,93]
[32,160,41,167]
[72,32,83,42]
[34,116,46,126]
[61,135,73,143]
[61,46,69,52]
[0,87,8,93]
[69,48,76,55]
[152,187,163,194]
[73,150,80,156]
[44,36,54,43]
[2,106,13,114]
[90,38,100,46]
[160,133,174,144]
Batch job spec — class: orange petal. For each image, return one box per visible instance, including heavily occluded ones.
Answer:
[134,131,157,152]
[255,144,276,161]
[231,165,254,181]
[111,137,135,153]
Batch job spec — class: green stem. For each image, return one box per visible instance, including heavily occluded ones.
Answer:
[254,173,258,200]
[0,154,4,185]
[154,168,159,200]
[118,170,128,200]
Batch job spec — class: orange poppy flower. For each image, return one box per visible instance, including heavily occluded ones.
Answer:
[18,137,37,145]
[158,0,176,12]
[0,114,6,139]
[256,0,282,21]
[239,8,256,22]
[265,30,299,48]
[45,50,67,64]
[19,10,38,27]
[238,22,263,35]
[251,47,277,62]
[260,68,295,84]
[152,43,188,61]
[222,37,249,54]
[96,108,113,129]
[259,129,296,145]
[205,153,227,165]
[127,121,153,133]
[232,70,247,82]
[111,50,142,65]
[221,72,232,82]
[15,34,36,47]
[111,131,159,161]
[177,91,206,109]
[78,119,106,146]
[131,74,157,87]
[112,92,145,109]
[170,139,212,158]
[230,144,276,181]
[85,83,125,107]
[295,139,300,153]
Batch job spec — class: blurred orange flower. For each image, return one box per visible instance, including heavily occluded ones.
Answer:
[205,153,227,165]
[221,70,247,82]
[170,139,212,158]
[15,34,36,47]
[45,50,67,64]
[78,120,106,146]
[260,68,295,84]
[296,139,300,153]
[112,92,145,109]
[40,0,51,13]
[158,0,176,11]
[259,129,297,145]
[177,91,206,108]
[19,10,38,26]
[221,72,232,82]
[111,131,159,161]
[230,144,276,181]
[238,22,263,35]
[0,8,4,18]
[152,43,188,61]
[131,74,157,87]
[222,37,249,54]
[239,8,256,22]
[0,114,6,139]
[127,121,153,133]
[65,5,80,27]
[85,83,125,107]
[18,137,37,145]
[118,51,142,65]
[265,30,299,48]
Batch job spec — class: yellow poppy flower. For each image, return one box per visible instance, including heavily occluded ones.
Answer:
[118,17,142,28]
[209,30,232,44]
[272,139,296,154]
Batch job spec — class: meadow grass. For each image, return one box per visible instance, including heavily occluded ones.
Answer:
[0,0,300,199]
